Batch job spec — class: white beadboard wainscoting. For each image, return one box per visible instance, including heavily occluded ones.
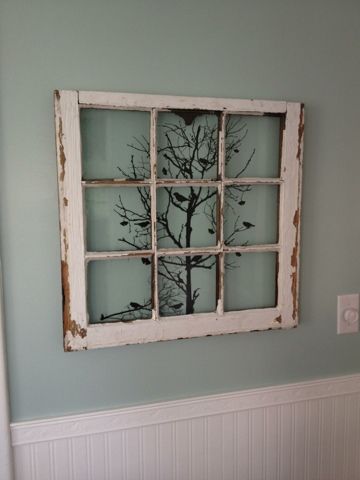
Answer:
[11,374,360,480]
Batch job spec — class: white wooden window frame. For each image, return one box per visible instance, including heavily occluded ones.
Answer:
[54,90,304,351]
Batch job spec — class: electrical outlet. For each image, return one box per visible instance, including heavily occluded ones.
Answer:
[337,294,360,334]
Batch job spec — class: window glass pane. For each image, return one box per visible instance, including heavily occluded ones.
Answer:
[225,115,281,178]
[158,255,216,316]
[157,111,218,179]
[81,109,150,180]
[157,187,217,249]
[224,185,278,246]
[88,258,152,323]
[85,187,151,251]
[224,252,277,311]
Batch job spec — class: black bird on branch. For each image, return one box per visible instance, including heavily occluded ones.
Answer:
[173,192,188,203]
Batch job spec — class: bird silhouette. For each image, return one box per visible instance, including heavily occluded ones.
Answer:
[198,158,210,166]
[238,200,246,205]
[162,167,168,175]
[173,192,188,203]
[141,257,151,265]
[208,228,215,234]
[170,303,183,310]
[177,274,185,285]
[136,220,150,228]
[130,302,142,309]
[243,221,255,228]
[120,220,128,226]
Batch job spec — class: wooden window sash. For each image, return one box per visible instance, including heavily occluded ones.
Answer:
[55,90,304,351]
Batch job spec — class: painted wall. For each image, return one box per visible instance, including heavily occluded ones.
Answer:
[0,0,359,422]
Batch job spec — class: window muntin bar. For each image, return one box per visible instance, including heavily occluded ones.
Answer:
[216,113,226,315]
[82,107,284,320]
[150,109,159,319]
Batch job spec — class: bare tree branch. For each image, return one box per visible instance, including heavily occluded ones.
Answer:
[98,112,256,321]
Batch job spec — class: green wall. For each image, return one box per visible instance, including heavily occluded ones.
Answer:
[1,0,360,422]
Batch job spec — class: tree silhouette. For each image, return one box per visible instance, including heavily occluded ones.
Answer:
[99,112,256,322]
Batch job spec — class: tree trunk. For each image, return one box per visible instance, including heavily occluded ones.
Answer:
[185,205,193,314]
[185,257,193,314]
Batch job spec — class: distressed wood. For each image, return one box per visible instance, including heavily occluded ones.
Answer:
[85,250,153,261]
[223,244,280,254]
[216,113,226,315]
[86,308,283,349]
[79,91,287,114]
[83,179,151,187]
[223,178,283,185]
[277,103,304,327]
[85,244,280,261]
[150,109,159,319]
[54,90,88,351]
[157,179,220,187]
[84,178,283,187]
[157,246,221,257]
[54,90,304,350]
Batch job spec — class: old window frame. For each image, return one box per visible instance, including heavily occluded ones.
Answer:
[55,90,304,351]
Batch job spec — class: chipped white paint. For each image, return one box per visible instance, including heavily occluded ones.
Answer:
[150,109,159,320]
[86,308,282,349]
[85,250,153,261]
[54,91,87,351]
[54,90,304,351]
[79,90,287,114]
[277,102,304,327]
[11,374,360,480]
[63,330,87,352]
[83,177,284,187]
[216,113,226,316]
